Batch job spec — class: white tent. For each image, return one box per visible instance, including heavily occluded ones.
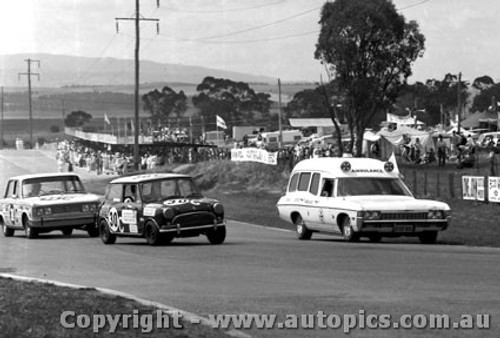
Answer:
[376,127,432,159]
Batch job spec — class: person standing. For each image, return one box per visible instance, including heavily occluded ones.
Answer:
[436,135,448,167]
[450,131,460,158]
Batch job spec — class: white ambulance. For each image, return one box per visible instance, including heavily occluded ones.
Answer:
[276,157,451,244]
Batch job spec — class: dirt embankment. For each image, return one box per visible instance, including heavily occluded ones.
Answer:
[171,160,290,193]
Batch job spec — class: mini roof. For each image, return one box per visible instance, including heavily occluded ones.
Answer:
[9,172,81,181]
[110,173,190,184]
[292,157,399,178]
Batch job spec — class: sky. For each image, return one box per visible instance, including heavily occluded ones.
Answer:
[1,0,500,83]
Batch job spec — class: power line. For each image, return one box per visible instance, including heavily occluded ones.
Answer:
[397,0,430,11]
[160,1,284,13]
[69,35,119,86]
[191,6,321,41]
[157,30,319,44]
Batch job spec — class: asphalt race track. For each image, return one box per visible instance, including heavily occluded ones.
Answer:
[1,149,500,338]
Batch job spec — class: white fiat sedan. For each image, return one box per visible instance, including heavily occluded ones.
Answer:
[276,157,451,244]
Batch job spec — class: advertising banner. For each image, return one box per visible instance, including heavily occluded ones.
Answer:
[488,176,500,203]
[231,148,278,165]
[462,176,485,201]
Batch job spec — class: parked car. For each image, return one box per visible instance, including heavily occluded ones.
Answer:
[276,157,451,244]
[0,173,101,238]
[97,173,226,246]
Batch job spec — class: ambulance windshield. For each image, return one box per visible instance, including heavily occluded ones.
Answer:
[337,178,412,197]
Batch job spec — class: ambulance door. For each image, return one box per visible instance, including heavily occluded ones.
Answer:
[304,172,326,230]
[295,172,318,229]
[318,178,342,234]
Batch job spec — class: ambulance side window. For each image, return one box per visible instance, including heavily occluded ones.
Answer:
[320,179,335,197]
[309,173,320,195]
[288,174,299,192]
[297,172,311,192]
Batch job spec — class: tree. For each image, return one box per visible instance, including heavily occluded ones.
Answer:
[472,75,494,91]
[142,86,187,125]
[64,110,92,128]
[315,0,425,156]
[395,74,469,127]
[192,77,272,132]
[471,83,500,113]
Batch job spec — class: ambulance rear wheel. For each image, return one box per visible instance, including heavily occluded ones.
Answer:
[341,217,359,242]
[295,214,312,240]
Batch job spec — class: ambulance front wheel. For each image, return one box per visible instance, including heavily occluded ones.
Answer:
[341,217,359,242]
[294,214,312,240]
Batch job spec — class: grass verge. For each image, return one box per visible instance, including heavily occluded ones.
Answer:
[0,276,227,338]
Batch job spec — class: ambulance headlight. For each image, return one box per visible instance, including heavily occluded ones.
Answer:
[359,211,381,220]
[365,211,381,220]
[427,210,443,219]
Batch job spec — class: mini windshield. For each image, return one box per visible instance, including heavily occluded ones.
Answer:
[22,176,86,197]
[141,178,202,203]
[337,178,412,197]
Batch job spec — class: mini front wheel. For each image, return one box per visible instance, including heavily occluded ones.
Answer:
[207,226,226,245]
[99,220,116,244]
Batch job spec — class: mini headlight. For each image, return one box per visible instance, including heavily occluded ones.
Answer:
[213,203,224,215]
[163,208,175,220]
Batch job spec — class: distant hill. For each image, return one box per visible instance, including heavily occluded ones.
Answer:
[0,53,277,87]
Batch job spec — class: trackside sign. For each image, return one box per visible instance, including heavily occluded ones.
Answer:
[231,148,278,165]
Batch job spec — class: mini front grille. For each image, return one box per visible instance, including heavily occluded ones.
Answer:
[380,212,428,220]
[173,212,215,227]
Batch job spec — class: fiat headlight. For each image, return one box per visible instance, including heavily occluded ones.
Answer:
[35,208,44,217]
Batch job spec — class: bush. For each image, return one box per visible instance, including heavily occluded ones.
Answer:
[82,125,97,132]
[50,125,60,133]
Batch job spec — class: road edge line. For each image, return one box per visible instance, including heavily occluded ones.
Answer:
[0,273,251,338]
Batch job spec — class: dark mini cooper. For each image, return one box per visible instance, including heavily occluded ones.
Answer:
[97,173,226,246]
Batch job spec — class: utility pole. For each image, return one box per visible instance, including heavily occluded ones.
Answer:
[116,0,160,170]
[1,87,4,150]
[18,58,40,149]
[278,78,283,149]
[457,72,462,134]
[61,99,66,121]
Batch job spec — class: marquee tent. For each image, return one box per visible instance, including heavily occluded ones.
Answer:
[376,127,432,159]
